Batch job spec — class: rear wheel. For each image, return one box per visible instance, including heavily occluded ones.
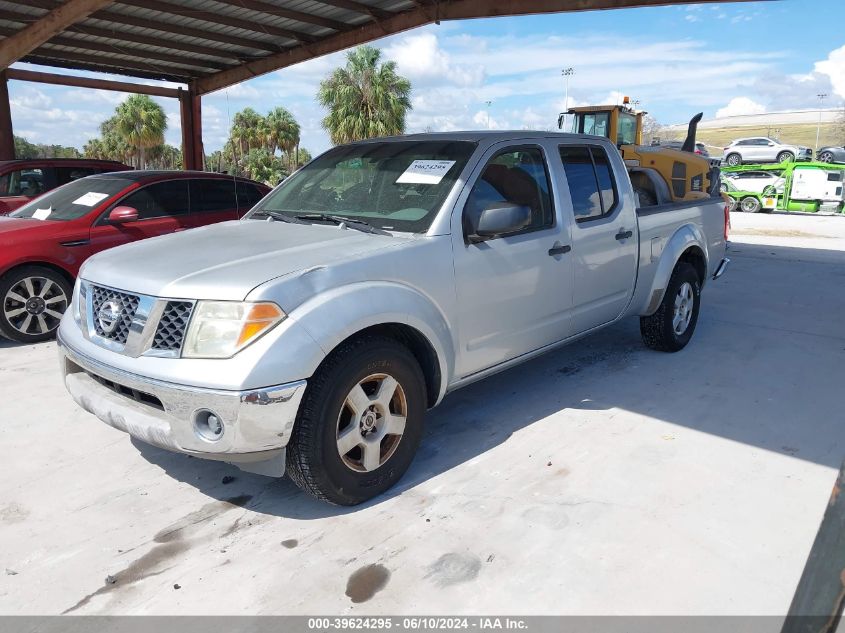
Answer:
[0,266,71,343]
[725,153,741,167]
[777,151,794,164]
[740,196,762,213]
[286,335,426,505]
[727,197,738,213]
[640,262,701,353]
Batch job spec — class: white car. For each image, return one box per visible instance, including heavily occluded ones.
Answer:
[723,137,812,166]
[722,170,784,194]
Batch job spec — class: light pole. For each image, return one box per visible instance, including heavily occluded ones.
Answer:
[561,67,575,130]
[485,100,492,129]
[816,93,828,153]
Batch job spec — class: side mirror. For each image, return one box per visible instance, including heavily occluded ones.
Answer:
[108,206,139,223]
[472,202,532,241]
[557,113,564,130]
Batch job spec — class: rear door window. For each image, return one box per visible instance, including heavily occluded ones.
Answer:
[190,179,237,214]
[558,145,619,222]
[120,180,190,220]
[235,181,265,209]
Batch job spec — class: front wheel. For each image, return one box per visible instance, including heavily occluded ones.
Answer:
[818,151,834,163]
[0,266,71,343]
[640,263,701,353]
[725,153,741,167]
[286,335,426,505]
[777,151,794,164]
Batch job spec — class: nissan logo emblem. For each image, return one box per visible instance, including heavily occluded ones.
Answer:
[96,299,122,334]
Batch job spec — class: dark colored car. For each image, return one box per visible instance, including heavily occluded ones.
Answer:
[0,171,270,343]
[0,158,131,215]
[817,146,845,164]
[651,139,710,157]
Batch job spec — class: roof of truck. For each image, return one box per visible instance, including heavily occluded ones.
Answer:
[352,131,611,144]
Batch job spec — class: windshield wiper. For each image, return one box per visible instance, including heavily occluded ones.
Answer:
[253,210,307,224]
[295,213,390,235]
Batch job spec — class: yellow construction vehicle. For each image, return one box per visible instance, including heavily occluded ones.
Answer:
[558,98,720,206]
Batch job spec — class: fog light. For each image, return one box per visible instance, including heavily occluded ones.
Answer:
[194,409,224,441]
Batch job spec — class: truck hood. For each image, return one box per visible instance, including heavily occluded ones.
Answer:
[81,219,409,301]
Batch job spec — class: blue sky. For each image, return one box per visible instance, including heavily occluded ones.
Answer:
[8,0,845,156]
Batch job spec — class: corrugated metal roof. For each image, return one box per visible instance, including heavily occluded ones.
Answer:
[3,0,410,83]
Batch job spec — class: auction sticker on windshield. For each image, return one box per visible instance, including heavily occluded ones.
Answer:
[32,207,52,220]
[72,192,110,206]
[396,160,456,185]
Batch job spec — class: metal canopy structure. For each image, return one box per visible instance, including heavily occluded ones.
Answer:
[0,0,754,166]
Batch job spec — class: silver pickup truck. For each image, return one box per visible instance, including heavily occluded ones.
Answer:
[58,132,729,505]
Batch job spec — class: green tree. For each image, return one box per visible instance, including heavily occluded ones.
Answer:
[113,94,167,169]
[318,45,412,144]
[229,107,264,164]
[262,107,300,171]
[294,147,312,168]
[14,136,39,159]
[242,148,287,185]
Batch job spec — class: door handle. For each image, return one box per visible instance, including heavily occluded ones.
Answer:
[548,243,571,256]
[615,229,633,241]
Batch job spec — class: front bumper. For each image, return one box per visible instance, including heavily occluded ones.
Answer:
[58,332,307,476]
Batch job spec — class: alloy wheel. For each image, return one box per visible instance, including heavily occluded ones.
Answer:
[672,282,694,336]
[3,276,68,336]
[336,373,407,473]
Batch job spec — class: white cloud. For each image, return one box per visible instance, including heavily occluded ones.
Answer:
[384,32,484,88]
[814,44,845,99]
[716,97,767,118]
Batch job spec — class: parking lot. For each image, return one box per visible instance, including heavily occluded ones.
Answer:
[1,211,844,615]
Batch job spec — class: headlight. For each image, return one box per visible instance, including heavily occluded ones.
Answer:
[182,301,286,359]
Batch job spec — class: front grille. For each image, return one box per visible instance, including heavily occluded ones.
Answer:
[152,301,194,351]
[91,285,140,344]
[87,371,164,411]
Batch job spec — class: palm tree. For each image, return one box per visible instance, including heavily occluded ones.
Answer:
[318,45,412,144]
[229,108,264,164]
[113,95,167,169]
[263,107,300,171]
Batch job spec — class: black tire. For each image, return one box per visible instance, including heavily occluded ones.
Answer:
[640,262,701,353]
[725,153,741,167]
[818,151,834,163]
[727,197,738,213]
[0,265,72,343]
[740,196,762,213]
[634,187,657,207]
[776,151,794,164]
[286,335,427,505]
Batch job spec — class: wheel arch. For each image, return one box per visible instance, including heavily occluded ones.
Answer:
[1,260,75,287]
[638,224,709,316]
[287,281,454,407]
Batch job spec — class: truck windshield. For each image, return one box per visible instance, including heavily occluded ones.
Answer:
[9,177,128,221]
[248,140,477,232]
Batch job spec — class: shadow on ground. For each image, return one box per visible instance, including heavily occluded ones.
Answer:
[132,239,845,519]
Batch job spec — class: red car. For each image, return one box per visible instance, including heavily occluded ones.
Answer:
[0,171,270,343]
[0,158,131,214]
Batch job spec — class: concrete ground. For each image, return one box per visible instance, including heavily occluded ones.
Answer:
[1,211,844,615]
